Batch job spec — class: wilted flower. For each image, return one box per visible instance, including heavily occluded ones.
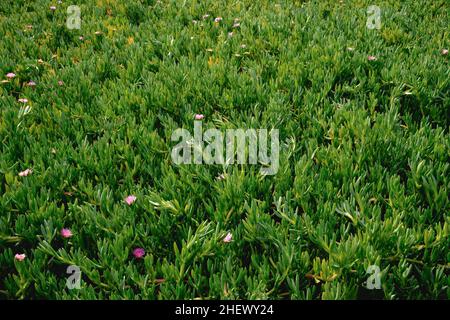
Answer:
[6,72,15,78]
[125,195,137,205]
[18,169,32,177]
[367,55,377,61]
[61,228,73,238]
[26,25,33,29]
[133,248,145,259]
[15,254,26,261]
[223,232,232,243]
[194,114,204,120]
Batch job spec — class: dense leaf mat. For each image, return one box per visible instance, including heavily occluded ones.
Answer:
[0,0,448,299]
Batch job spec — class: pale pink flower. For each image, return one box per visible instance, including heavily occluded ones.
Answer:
[223,232,232,243]
[58,80,64,86]
[18,169,32,177]
[79,36,84,40]
[50,6,56,11]
[216,173,226,181]
[18,98,28,103]
[194,114,204,120]
[6,73,15,78]
[27,80,36,87]
[61,228,73,238]
[133,248,145,259]
[15,254,26,261]
[125,195,137,205]
[214,17,223,23]
[441,49,449,55]
[367,55,377,61]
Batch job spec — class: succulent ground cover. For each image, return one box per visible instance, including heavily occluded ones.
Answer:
[0,0,448,299]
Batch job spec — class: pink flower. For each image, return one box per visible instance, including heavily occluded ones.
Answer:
[58,80,64,86]
[194,114,204,120]
[15,253,26,261]
[61,228,73,238]
[18,98,28,103]
[125,195,137,205]
[367,55,377,61]
[216,173,226,181]
[223,232,232,243]
[214,17,223,23]
[133,248,145,259]
[18,169,32,177]
[27,80,36,87]
[6,72,15,78]
[442,49,449,56]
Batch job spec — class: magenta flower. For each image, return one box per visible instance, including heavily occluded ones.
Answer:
[442,49,449,56]
[367,55,377,61]
[18,169,32,177]
[15,253,26,261]
[223,232,232,243]
[194,114,204,120]
[125,195,137,205]
[6,72,15,78]
[18,98,28,103]
[133,248,145,259]
[61,228,73,238]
